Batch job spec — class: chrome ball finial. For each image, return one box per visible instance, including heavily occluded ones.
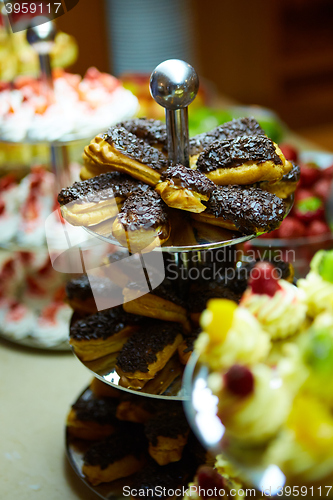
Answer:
[150,59,199,110]
[26,18,57,53]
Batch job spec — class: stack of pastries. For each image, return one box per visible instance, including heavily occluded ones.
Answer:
[66,249,294,393]
[67,378,208,488]
[58,117,296,252]
[192,250,333,494]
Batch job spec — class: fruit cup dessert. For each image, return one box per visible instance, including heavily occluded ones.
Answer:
[190,252,333,494]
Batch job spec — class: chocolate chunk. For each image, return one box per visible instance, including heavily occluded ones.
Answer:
[58,171,149,206]
[72,396,118,425]
[190,117,265,155]
[117,190,169,231]
[117,321,183,373]
[205,185,286,234]
[70,306,142,341]
[144,405,189,446]
[83,424,146,469]
[161,164,215,196]
[118,118,167,148]
[105,126,168,171]
[196,134,282,173]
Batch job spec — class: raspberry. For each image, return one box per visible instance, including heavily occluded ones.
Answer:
[224,364,254,397]
[197,466,224,498]
[249,262,281,296]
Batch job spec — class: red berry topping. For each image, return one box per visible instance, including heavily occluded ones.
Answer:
[0,199,5,216]
[279,144,298,163]
[0,174,16,191]
[278,217,306,239]
[224,364,254,397]
[306,220,331,238]
[197,466,224,498]
[249,262,281,296]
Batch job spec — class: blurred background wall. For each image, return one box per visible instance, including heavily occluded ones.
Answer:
[57,0,333,144]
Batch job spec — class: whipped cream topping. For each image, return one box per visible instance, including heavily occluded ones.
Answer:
[298,271,333,318]
[241,280,307,339]
[195,306,271,371]
[0,70,138,142]
[216,364,294,444]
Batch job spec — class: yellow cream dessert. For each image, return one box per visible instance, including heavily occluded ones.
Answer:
[195,299,271,371]
[298,250,333,318]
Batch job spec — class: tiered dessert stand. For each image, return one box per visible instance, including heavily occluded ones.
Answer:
[65,60,293,498]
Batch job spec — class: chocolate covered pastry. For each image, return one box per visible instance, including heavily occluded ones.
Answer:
[155,164,216,213]
[123,279,189,329]
[89,377,121,399]
[189,116,266,157]
[112,190,171,252]
[116,321,183,389]
[260,162,300,199]
[119,117,167,151]
[84,126,168,186]
[144,406,190,465]
[131,459,189,500]
[196,134,291,185]
[82,426,146,485]
[67,396,119,441]
[116,393,157,424]
[65,274,122,314]
[58,171,149,226]
[177,328,201,365]
[69,306,142,361]
[192,184,287,234]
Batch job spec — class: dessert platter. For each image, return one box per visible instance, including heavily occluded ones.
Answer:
[183,250,333,497]
[58,59,297,404]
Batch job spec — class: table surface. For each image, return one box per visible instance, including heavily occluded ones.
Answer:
[0,337,100,500]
